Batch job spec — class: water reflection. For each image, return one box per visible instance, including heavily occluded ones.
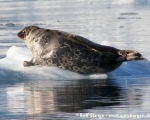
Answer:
[4,78,150,119]
[24,79,122,115]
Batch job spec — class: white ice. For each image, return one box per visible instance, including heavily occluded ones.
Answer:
[0,41,150,80]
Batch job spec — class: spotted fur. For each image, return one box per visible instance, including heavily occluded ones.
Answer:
[17,26,144,74]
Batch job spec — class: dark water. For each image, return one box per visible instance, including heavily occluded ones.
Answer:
[1,77,150,120]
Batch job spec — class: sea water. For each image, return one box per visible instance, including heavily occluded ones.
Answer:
[1,0,150,120]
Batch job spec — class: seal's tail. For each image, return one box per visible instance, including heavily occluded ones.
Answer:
[117,50,145,62]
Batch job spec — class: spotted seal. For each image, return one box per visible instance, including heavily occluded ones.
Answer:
[17,25,144,74]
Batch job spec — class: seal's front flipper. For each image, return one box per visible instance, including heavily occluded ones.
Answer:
[23,61,34,67]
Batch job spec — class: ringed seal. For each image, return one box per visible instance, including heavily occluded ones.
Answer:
[17,25,144,74]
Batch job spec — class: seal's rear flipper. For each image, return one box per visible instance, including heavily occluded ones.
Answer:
[117,50,145,62]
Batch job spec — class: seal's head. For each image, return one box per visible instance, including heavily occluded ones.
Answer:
[17,25,39,40]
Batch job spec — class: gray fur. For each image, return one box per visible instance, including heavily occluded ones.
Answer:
[17,26,144,74]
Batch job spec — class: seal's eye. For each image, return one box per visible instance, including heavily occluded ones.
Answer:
[22,30,26,34]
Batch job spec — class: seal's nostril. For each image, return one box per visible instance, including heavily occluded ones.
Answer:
[17,32,24,40]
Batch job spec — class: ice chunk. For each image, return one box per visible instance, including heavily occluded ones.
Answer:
[0,45,150,80]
